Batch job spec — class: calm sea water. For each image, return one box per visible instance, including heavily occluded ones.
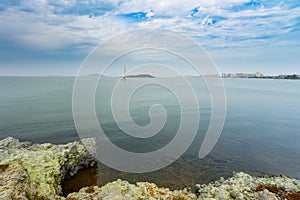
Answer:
[0,76,299,188]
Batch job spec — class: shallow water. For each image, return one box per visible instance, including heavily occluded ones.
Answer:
[0,76,299,188]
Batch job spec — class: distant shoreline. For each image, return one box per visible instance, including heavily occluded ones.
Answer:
[220,73,300,80]
[0,74,299,80]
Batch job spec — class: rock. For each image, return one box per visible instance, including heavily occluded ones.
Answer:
[66,180,197,200]
[11,174,27,181]
[196,172,300,200]
[230,190,238,199]
[215,190,229,199]
[0,137,21,149]
[220,177,225,182]
[255,189,279,200]
[0,192,13,200]
[69,145,77,154]
[0,162,30,200]
[1,137,300,199]
[0,136,97,199]
[184,187,192,193]
[19,141,32,148]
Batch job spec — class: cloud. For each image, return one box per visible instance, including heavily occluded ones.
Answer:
[0,2,130,52]
[0,0,299,54]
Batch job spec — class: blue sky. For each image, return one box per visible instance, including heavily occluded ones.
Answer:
[0,0,299,76]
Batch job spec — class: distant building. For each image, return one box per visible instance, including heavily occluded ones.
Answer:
[278,74,287,79]
[227,73,236,78]
[220,72,298,79]
[255,72,263,77]
[236,73,255,78]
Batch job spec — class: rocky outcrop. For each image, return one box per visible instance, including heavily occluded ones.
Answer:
[64,172,300,200]
[1,137,299,200]
[0,137,96,199]
[196,172,300,199]
[66,180,197,200]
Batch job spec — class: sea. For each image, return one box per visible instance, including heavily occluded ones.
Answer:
[0,76,299,189]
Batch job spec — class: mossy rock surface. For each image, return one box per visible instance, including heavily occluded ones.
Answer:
[0,137,96,199]
[1,137,300,200]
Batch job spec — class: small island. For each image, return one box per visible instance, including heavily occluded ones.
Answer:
[120,66,155,79]
[122,74,155,78]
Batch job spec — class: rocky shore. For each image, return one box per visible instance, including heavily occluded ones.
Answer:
[0,137,299,200]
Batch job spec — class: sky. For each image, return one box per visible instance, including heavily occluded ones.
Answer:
[0,0,299,76]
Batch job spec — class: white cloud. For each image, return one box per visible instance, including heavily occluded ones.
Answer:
[0,7,130,51]
[0,0,299,52]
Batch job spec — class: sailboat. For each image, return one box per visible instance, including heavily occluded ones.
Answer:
[121,66,126,80]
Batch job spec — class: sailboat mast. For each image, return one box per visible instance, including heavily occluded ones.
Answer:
[121,66,126,80]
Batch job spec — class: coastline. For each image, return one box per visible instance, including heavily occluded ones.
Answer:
[1,137,299,200]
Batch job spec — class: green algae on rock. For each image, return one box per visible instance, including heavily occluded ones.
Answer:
[66,179,197,200]
[1,137,300,200]
[0,137,96,199]
[196,172,300,199]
